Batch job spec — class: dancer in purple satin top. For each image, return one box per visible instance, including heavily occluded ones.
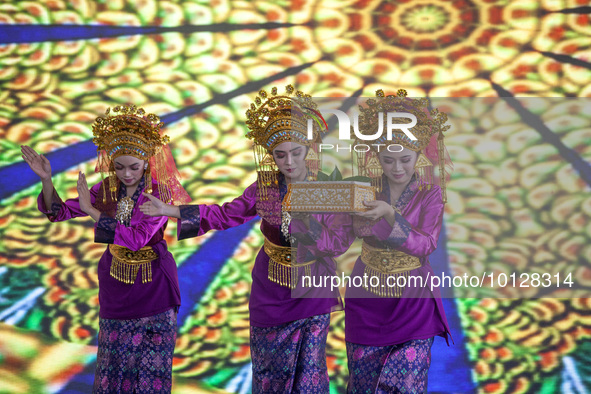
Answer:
[22,104,190,393]
[345,89,454,393]
[140,85,350,393]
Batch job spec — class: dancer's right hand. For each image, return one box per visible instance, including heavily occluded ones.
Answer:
[21,145,52,180]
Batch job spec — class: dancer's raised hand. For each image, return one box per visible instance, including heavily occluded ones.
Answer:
[21,145,52,180]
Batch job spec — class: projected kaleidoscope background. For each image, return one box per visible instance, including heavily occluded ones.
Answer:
[1,0,591,393]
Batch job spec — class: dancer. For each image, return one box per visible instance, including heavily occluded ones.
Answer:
[140,85,351,393]
[22,104,190,393]
[345,89,453,393]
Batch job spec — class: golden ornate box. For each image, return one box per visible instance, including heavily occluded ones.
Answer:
[283,181,376,212]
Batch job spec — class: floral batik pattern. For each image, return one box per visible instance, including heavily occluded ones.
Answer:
[93,308,177,393]
[347,337,434,394]
[250,314,331,393]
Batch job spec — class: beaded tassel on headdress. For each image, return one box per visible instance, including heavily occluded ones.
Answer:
[438,131,447,203]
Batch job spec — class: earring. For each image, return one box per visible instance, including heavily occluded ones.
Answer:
[414,152,433,190]
[305,145,320,181]
[144,162,152,193]
[365,152,383,192]
[414,152,432,169]
[108,163,117,201]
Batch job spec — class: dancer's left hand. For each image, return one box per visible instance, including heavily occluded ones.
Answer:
[77,171,92,214]
[140,192,181,218]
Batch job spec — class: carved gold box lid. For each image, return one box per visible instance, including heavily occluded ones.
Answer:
[283,181,376,212]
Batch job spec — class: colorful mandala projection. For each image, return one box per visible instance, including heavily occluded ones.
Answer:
[0,0,591,393]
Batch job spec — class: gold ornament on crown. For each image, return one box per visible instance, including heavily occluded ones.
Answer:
[355,89,451,202]
[245,85,326,199]
[92,104,173,204]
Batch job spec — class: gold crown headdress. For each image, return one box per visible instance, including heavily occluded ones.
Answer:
[92,104,189,206]
[355,89,452,201]
[355,89,449,151]
[93,104,169,161]
[245,85,327,198]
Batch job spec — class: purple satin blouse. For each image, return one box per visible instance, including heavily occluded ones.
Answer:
[345,177,451,347]
[38,179,181,320]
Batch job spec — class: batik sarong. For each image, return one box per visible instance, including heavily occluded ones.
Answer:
[346,337,434,394]
[250,313,331,393]
[93,308,177,393]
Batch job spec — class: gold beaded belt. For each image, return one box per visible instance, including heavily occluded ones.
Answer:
[109,244,158,284]
[360,241,421,297]
[264,237,314,289]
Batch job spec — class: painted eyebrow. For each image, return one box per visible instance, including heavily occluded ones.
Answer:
[275,147,303,153]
